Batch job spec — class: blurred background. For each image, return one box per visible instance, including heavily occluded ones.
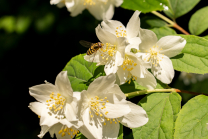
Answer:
[1,0,208,139]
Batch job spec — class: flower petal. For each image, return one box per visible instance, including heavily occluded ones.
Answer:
[107,84,126,99]
[82,107,103,139]
[55,71,73,100]
[39,108,59,127]
[101,20,125,36]
[116,66,130,85]
[117,37,128,58]
[113,0,123,7]
[104,4,114,20]
[127,53,145,78]
[126,10,141,39]
[102,95,130,118]
[29,84,58,103]
[120,102,148,128]
[139,28,158,51]
[38,125,50,138]
[87,4,104,20]
[73,91,81,101]
[104,51,123,75]
[28,102,45,116]
[157,36,186,58]
[153,55,174,84]
[65,0,75,11]
[57,2,65,8]
[69,1,85,17]
[49,123,75,139]
[65,102,78,122]
[102,121,120,139]
[135,69,157,89]
[50,0,61,5]
[128,37,141,47]
[86,73,116,98]
[78,124,99,139]
[96,24,117,44]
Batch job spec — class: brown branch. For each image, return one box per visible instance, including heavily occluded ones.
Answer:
[174,89,208,96]
[173,23,190,35]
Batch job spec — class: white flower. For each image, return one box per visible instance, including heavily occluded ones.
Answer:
[50,0,66,8]
[84,24,128,75]
[116,45,157,89]
[29,71,98,139]
[29,102,83,139]
[29,71,79,125]
[100,10,141,46]
[137,30,186,84]
[51,0,123,20]
[78,74,148,139]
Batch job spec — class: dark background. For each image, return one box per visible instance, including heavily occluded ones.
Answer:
[1,0,208,139]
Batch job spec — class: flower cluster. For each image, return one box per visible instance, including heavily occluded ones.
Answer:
[50,0,123,20]
[29,71,148,139]
[84,10,186,89]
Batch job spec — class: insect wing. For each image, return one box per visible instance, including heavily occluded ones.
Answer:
[79,40,93,48]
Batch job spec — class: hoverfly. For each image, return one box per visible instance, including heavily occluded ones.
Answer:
[79,40,104,66]
[79,40,103,55]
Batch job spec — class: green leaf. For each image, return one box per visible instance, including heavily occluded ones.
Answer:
[141,15,167,29]
[189,6,208,35]
[203,35,208,40]
[75,132,87,139]
[63,54,105,92]
[174,95,208,139]
[118,124,123,139]
[150,26,177,40]
[171,35,208,74]
[121,0,169,13]
[133,92,181,139]
[164,0,199,19]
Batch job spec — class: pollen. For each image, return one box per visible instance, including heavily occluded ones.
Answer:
[144,46,163,67]
[83,0,95,5]
[58,125,79,137]
[46,92,66,119]
[115,26,127,37]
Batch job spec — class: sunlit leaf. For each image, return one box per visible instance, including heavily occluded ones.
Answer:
[63,54,105,92]
[164,0,200,19]
[189,6,208,35]
[121,0,168,13]
[174,95,208,139]
[171,35,208,74]
[133,92,181,139]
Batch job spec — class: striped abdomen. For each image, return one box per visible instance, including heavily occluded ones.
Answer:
[87,43,102,55]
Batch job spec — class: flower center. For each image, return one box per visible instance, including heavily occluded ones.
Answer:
[46,92,66,119]
[89,96,120,125]
[58,125,79,138]
[144,46,164,67]
[100,43,117,61]
[115,26,127,37]
[83,0,95,5]
[121,56,137,71]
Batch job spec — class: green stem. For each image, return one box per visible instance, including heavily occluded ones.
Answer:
[125,89,176,97]
[151,11,175,26]
[151,11,190,35]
